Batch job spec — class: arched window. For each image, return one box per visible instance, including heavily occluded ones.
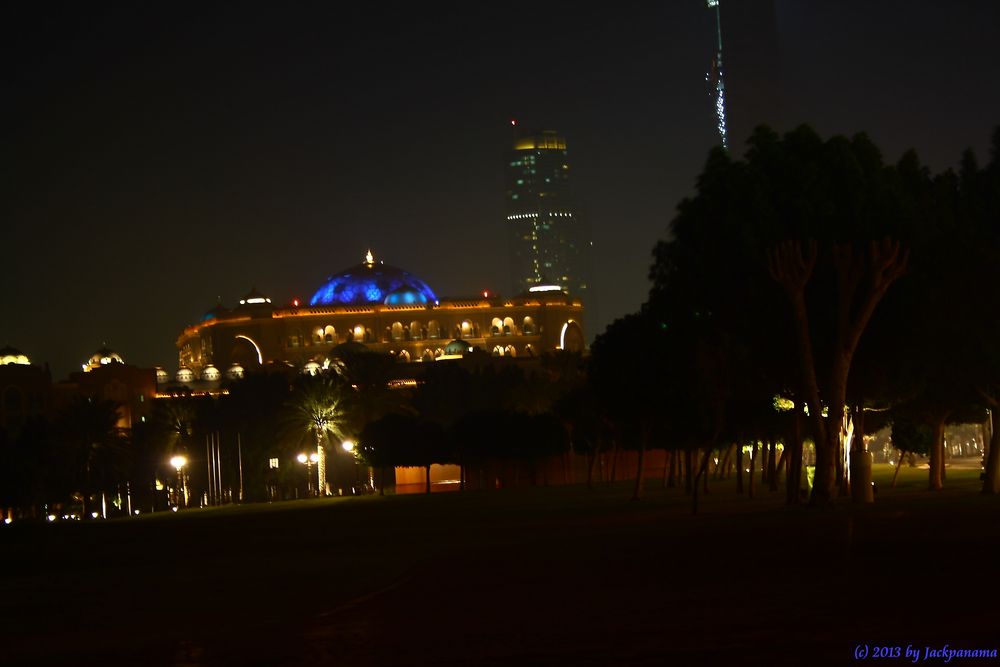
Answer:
[492,345,503,357]
[504,345,517,357]
[353,325,366,341]
[560,320,585,352]
[391,322,404,341]
[313,328,323,344]
[427,320,440,339]
[524,344,535,357]
[397,350,411,363]
[522,317,536,335]
[409,320,422,340]
[491,317,503,336]
[503,317,515,336]
[461,320,474,338]
[324,325,336,343]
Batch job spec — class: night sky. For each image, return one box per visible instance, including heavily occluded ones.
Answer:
[3,2,999,378]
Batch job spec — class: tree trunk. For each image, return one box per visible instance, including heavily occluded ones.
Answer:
[928,419,945,491]
[849,402,873,503]
[786,405,803,505]
[941,436,947,482]
[609,443,619,484]
[766,441,777,491]
[425,465,432,494]
[835,429,846,496]
[668,449,677,488]
[891,451,904,488]
[702,448,710,494]
[662,450,671,488]
[812,419,841,505]
[748,442,757,498]
[587,449,598,490]
[631,429,648,501]
[691,448,713,515]
[379,466,385,496]
[684,450,693,495]
[82,459,93,519]
[758,442,764,485]
[717,444,733,480]
[774,446,787,485]
[983,410,1000,494]
[736,445,744,495]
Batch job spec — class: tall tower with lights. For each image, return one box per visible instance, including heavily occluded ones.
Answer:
[505,124,592,314]
[707,0,729,150]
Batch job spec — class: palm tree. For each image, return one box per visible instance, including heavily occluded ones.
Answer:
[285,376,348,495]
[153,398,198,506]
[56,396,125,519]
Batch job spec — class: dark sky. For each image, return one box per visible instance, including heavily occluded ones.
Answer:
[3,1,999,378]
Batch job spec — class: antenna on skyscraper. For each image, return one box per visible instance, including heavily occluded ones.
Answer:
[706,0,729,150]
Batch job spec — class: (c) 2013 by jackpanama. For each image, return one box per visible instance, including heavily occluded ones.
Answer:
[853,643,998,662]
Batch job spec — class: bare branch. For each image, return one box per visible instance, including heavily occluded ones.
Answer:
[766,240,817,299]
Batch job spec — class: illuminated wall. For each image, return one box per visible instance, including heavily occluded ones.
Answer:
[176,295,584,375]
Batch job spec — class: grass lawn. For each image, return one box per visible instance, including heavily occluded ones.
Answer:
[1,463,997,666]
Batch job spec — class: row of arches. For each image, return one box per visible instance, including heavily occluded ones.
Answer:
[386,344,534,362]
[299,316,539,347]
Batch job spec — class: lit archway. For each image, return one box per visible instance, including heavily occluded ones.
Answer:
[234,334,263,365]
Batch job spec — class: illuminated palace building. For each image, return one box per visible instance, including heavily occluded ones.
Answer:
[175,251,585,378]
[506,128,593,319]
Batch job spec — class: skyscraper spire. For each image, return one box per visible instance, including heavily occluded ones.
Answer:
[707,0,729,150]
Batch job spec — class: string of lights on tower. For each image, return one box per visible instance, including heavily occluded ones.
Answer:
[706,0,729,150]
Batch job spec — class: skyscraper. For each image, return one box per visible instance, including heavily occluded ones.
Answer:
[505,127,593,313]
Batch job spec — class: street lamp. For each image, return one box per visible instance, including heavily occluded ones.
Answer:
[342,440,355,453]
[297,452,319,497]
[169,455,188,508]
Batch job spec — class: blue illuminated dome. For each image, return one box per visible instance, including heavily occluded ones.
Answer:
[310,250,437,307]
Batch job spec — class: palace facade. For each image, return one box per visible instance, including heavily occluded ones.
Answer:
[174,251,585,379]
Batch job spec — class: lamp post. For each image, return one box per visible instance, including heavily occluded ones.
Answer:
[169,455,188,508]
[297,452,319,497]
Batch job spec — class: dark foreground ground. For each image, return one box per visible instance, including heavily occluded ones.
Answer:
[2,465,998,666]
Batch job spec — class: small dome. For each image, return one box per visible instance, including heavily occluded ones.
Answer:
[383,284,429,306]
[155,367,170,384]
[225,364,245,380]
[176,367,195,382]
[443,339,471,356]
[201,302,228,322]
[310,250,437,307]
[0,346,30,366]
[201,365,221,381]
[84,346,124,372]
